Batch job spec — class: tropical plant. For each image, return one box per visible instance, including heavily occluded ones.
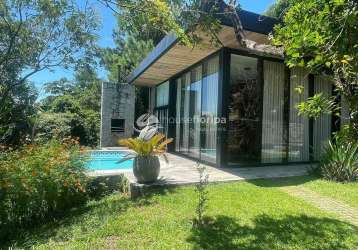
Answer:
[319,138,358,182]
[118,133,173,159]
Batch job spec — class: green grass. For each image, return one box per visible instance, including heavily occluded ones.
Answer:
[4,177,358,250]
[302,178,358,209]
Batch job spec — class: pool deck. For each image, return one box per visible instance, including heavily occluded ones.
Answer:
[89,148,314,198]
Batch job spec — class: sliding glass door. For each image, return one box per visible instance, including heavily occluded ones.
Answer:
[174,55,219,163]
[178,73,190,154]
[154,81,169,136]
[261,61,286,163]
[227,54,261,165]
[313,76,332,160]
[201,56,219,163]
[188,66,202,158]
[289,68,310,162]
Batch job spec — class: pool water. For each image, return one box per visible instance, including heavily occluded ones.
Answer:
[86,151,133,171]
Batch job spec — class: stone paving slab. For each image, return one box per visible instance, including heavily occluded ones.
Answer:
[281,186,358,226]
[123,153,313,197]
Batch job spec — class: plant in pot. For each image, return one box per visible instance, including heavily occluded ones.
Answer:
[118,131,173,184]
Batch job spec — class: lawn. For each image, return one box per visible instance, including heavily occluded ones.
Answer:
[302,178,358,209]
[4,177,358,250]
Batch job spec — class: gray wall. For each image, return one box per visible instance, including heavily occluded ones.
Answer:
[100,82,135,147]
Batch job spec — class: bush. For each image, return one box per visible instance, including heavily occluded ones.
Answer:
[319,138,358,182]
[0,139,89,241]
[87,174,129,199]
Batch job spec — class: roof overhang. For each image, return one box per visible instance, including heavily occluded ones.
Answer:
[128,10,282,86]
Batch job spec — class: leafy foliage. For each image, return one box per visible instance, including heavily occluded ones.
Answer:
[102,36,154,83]
[319,138,358,182]
[0,0,99,146]
[194,163,209,227]
[297,93,338,119]
[0,139,89,242]
[102,0,223,47]
[38,66,101,146]
[118,133,173,157]
[273,0,358,141]
[0,82,38,145]
[265,0,291,19]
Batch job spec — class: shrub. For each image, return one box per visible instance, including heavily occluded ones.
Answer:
[193,163,209,227]
[319,138,358,182]
[87,174,129,199]
[0,139,88,241]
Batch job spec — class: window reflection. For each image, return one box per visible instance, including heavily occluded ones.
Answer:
[227,55,261,165]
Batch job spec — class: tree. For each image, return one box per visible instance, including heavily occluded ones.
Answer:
[0,0,99,145]
[102,36,154,83]
[39,66,102,146]
[273,0,358,140]
[264,0,291,19]
[0,83,38,145]
[99,0,253,49]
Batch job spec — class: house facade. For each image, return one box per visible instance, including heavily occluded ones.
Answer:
[127,10,339,168]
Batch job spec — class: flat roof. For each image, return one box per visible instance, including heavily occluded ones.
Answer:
[128,10,279,85]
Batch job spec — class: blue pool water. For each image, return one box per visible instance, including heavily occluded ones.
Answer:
[86,151,133,171]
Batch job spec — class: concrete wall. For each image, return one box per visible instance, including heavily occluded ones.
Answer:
[100,82,135,147]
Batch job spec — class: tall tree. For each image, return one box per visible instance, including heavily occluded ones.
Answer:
[39,66,102,146]
[273,0,358,140]
[99,0,253,49]
[0,0,100,145]
[264,0,291,19]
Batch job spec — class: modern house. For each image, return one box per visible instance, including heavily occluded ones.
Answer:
[127,9,339,168]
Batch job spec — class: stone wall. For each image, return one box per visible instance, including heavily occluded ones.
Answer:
[100,82,135,147]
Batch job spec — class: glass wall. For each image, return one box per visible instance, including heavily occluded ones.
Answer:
[154,81,169,136]
[227,54,261,165]
[261,61,286,163]
[201,57,220,162]
[156,81,169,106]
[289,68,310,162]
[313,76,332,160]
[172,50,332,167]
[175,55,219,163]
[188,66,202,158]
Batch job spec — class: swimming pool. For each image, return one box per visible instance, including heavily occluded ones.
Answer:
[85,151,133,171]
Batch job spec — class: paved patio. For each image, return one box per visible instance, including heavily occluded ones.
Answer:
[123,153,314,186]
[89,150,314,197]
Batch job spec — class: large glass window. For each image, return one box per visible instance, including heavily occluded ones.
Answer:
[155,81,169,106]
[175,55,219,163]
[289,68,310,162]
[261,61,286,163]
[227,54,261,165]
[201,56,219,163]
[179,73,190,154]
[155,81,169,136]
[313,76,332,160]
[188,66,202,158]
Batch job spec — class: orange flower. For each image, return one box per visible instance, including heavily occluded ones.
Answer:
[31,170,37,177]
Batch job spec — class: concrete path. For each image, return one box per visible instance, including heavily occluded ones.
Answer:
[281,186,358,226]
[123,153,312,186]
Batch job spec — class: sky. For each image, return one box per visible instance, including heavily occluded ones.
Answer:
[30,0,276,97]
